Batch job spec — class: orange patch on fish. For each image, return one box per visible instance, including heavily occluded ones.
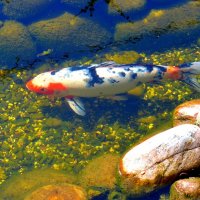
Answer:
[165,66,182,80]
[48,82,67,91]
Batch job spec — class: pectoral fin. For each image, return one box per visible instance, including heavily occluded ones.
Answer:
[182,74,200,92]
[65,97,86,116]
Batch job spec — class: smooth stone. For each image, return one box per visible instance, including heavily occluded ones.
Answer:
[170,177,200,200]
[79,154,120,189]
[28,12,111,56]
[0,169,77,199]
[115,1,200,41]
[2,0,56,21]
[173,99,200,127]
[119,124,200,196]
[61,0,88,8]
[0,21,36,67]
[108,0,146,14]
[25,184,87,200]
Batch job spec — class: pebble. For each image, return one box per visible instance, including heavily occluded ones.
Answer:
[173,99,200,127]
[170,177,200,200]
[24,184,87,200]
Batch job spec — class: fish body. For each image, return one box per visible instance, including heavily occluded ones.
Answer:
[26,61,200,115]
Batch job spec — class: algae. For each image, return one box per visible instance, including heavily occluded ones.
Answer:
[108,0,146,14]
[2,0,56,21]
[0,46,200,198]
[105,51,141,64]
[0,21,36,67]
[0,168,77,200]
[115,1,200,41]
[28,12,111,56]
[78,154,120,189]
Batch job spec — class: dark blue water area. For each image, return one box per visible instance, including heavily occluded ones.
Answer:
[92,186,170,200]
[0,0,199,69]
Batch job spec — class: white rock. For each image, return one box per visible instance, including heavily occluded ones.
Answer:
[119,124,200,195]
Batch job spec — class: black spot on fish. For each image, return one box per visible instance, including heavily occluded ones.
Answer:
[131,73,137,79]
[108,78,120,84]
[146,65,154,72]
[87,68,104,87]
[51,71,56,75]
[124,67,130,71]
[118,72,126,77]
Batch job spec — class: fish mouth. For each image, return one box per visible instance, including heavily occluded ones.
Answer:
[26,80,37,92]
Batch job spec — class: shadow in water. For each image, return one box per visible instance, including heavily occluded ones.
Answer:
[40,94,180,131]
[92,185,171,200]
[40,95,147,130]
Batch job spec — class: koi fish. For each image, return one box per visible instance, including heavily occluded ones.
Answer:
[26,61,200,116]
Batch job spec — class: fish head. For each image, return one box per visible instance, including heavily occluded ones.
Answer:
[26,71,68,96]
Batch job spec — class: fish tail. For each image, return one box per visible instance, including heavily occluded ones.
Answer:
[179,61,200,75]
[178,61,200,92]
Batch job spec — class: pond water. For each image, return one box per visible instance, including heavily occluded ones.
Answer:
[0,0,200,199]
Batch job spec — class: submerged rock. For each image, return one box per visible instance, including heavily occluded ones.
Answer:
[170,177,200,200]
[108,0,146,14]
[173,99,200,127]
[0,169,76,200]
[115,1,200,41]
[0,21,36,68]
[61,0,88,8]
[28,12,111,56]
[25,184,87,200]
[119,124,200,196]
[2,0,56,21]
[79,154,120,189]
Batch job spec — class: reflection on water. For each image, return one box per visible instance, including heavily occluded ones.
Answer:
[0,0,199,68]
[0,0,200,199]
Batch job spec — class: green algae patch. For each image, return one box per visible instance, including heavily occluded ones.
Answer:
[78,154,120,190]
[0,168,77,200]
[0,168,7,185]
[2,0,56,21]
[0,21,36,67]
[115,1,200,41]
[108,0,146,14]
[45,118,63,127]
[105,51,141,64]
[198,38,200,46]
[0,46,200,197]
[28,12,111,55]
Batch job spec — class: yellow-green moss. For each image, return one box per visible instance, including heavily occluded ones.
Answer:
[0,21,36,67]
[115,1,200,41]
[78,154,120,189]
[28,12,111,55]
[2,0,55,20]
[108,0,146,14]
[0,168,77,200]
[105,51,141,64]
